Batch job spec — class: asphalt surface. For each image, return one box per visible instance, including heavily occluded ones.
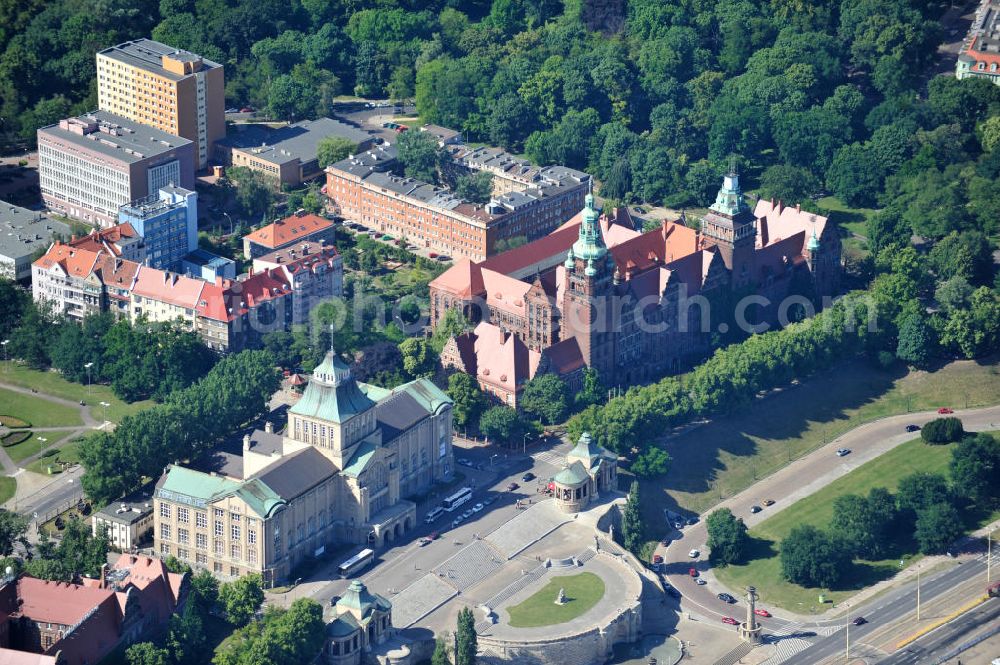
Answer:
[876,597,1000,664]
[660,405,1000,626]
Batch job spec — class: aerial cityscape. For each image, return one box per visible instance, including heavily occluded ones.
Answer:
[0,0,998,664]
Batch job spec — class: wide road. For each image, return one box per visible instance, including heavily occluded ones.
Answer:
[875,597,999,665]
[791,550,997,663]
[659,405,1000,625]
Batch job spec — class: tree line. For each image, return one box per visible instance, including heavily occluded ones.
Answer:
[80,349,279,505]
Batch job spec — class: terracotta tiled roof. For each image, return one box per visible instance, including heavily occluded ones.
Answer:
[429,257,485,298]
[68,223,139,257]
[481,269,532,317]
[131,266,206,308]
[32,243,102,279]
[470,322,540,390]
[965,36,1000,67]
[243,213,333,249]
[196,269,291,322]
[15,577,115,626]
[253,243,339,275]
[95,255,140,288]
[753,199,828,252]
[0,648,58,664]
[543,337,585,374]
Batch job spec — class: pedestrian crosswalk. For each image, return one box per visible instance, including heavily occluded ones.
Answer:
[530,449,566,467]
[761,622,815,664]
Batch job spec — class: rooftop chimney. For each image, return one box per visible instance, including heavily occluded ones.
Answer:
[243,434,251,450]
[264,421,273,434]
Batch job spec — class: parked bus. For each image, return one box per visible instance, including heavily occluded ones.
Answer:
[338,548,375,578]
[442,487,473,512]
[424,507,445,524]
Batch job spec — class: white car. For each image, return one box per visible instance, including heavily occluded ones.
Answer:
[695,579,707,586]
[452,517,463,527]
[462,509,474,519]
[674,521,684,530]
[836,448,851,457]
[472,503,484,513]
[688,549,700,558]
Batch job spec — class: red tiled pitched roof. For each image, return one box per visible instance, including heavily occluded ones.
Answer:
[243,214,332,249]
[15,578,115,626]
[429,257,485,298]
[32,243,102,279]
[131,267,206,308]
[67,223,139,257]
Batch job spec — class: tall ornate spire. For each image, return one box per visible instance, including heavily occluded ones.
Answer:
[572,183,607,262]
[709,162,750,218]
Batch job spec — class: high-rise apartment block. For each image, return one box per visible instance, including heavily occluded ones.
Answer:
[97,39,225,168]
[38,111,195,227]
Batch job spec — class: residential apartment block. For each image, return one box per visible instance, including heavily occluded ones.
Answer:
[253,242,343,324]
[432,174,842,398]
[153,352,454,585]
[118,185,198,270]
[97,39,225,168]
[0,202,69,281]
[957,0,1000,83]
[242,211,336,259]
[38,111,195,226]
[92,488,154,551]
[0,555,186,665]
[325,143,589,261]
[216,118,375,186]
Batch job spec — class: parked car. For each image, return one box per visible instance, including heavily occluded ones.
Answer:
[905,424,921,432]
[852,616,867,626]
[225,107,239,114]
[419,537,432,547]
[695,579,707,586]
[762,499,775,506]
[472,503,484,513]
[452,517,463,527]
[688,568,699,577]
[686,516,699,525]
[836,448,851,457]
[522,472,535,482]
[688,549,700,558]
[754,608,771,617]
[458,458,473,467]
[674,521,684,530]
[507,482,519,491]
[937,407,954,414]
[652,554,663,565]
[436,255,451,262]
[750,505,762,514]
[721,617,739,625]
[717,593,736,603]
[462,509,474,519]
[428,531,439,540]
[483,496,496,506]
[239,106,254,113]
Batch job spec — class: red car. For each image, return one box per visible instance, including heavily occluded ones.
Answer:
[688,568,698,577]
[754,608,771,617]
[652,554,663,564]
[938,407,954,414]
[721,617,739,625]
[428,531,439,540]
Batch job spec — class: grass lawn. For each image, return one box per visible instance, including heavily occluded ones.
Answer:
[714,435,997,612]
[25,438,83,474]
[5,431,74,464]
[818,196,879,239]
[0,477,15,505]
[506,573,606,627]
[642,357,1000,522]
[0,362,154,422]
[0,387,82,428]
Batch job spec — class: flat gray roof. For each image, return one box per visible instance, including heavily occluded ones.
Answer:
[98,38,222,82]
[39,110,193,164]
[220,118,373,166]
[0,202,70,261]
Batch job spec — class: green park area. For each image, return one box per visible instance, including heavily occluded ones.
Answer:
[643,357,1000,520]
[817,196,878,239]
[0,386,82,428]
[714,435,998,611]
[507,573,606,627]
[5,431,74,464]
[25,439,83,475]
[0,362,153,423]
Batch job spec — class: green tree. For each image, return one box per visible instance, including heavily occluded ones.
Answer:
[0,279,29,340]
[447,372,488,431]
[219,573,264,627]
[631,447,671,478]
[621,481,645,554]
[920,417,964,444]
[167,601,206,665]
[455,607,477,665]
[939,287,1000,359]
[758,164,820,204]
[399,337,437,378]
[780,525,851,588]
[396,129,442,183]
[575,368,604,408]
[431,635,451,665]
[455,171,494,204]
[895,313,935,368]
[431,309,471,353]
[479,406,523,445]
[0,510,28,556]
[928,231,994,286]
[705,508,749,565]
[826,143,882,207]
[914,502,964,554]
[865,207,909,255]
[830,490,896,559]
[126,642,171,665]
[519,374,570,425]
[935,276,973,311]
[896,472,951,517]
[949,433,1000,505]
[190,568,220,613]
[317,136,357,169]
[9,304,52,369]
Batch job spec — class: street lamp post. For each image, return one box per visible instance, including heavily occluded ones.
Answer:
[1,339,8,372]
[522,433,529,456]
[84,362,93,394]
[37,436,47,458]
[99,401,110,426]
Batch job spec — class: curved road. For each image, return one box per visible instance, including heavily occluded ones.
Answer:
[659,405,1000,627]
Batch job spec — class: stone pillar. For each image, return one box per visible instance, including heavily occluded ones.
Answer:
[738,586,762,644]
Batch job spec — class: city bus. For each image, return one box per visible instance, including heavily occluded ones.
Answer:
[338,548,375,578]
[424,506,445,524]
[442,487,473,512]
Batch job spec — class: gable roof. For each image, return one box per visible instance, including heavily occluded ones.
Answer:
[32,243,102,279]
[243,213,333,250]
[254,447,337,501]
[15,577,115,626]
[428,257,485,299]
[131,266,205,308]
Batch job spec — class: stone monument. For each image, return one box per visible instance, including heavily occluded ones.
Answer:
[555,587,567,605]
[738,586,762,644]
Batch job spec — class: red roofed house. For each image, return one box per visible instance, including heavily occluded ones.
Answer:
[0,555,186,665]
[31,244,107,321]
[196,268,293,352]
[66,223,145,263]
[956,1,1000,85]
[252,242,343,324]
[242,211,335,260]
[431,172,841,390]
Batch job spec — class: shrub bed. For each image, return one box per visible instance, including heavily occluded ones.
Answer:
[921,417,965,444]
[1,431,31,447]
[0,415,30,428]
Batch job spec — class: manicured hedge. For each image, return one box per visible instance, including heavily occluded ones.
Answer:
[921,417,965,444]
[0,415,30,428]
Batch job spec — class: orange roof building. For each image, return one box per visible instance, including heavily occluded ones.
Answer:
[242,211,335,260]
[431,174,841,392]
